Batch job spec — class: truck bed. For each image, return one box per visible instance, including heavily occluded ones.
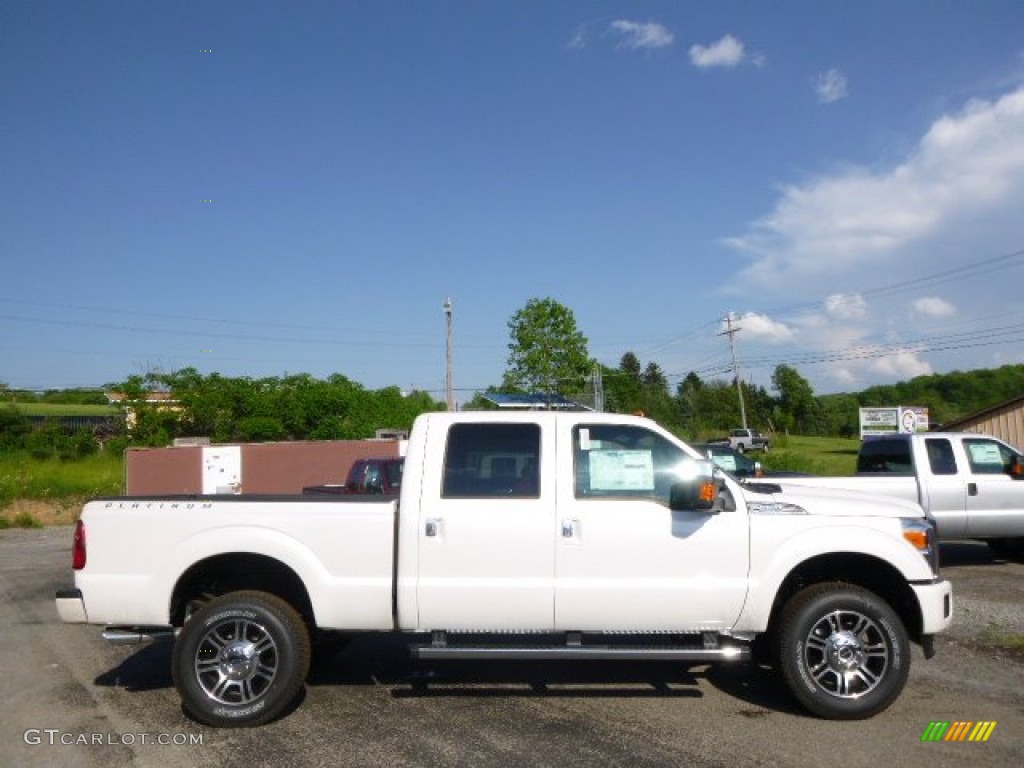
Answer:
[73,495,398,630]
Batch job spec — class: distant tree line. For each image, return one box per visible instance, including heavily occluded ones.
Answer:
[0,371,445,455]
[109,369,445,447]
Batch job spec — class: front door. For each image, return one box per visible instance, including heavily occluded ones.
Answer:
[554,422,749,631]
[962,437,1024,538]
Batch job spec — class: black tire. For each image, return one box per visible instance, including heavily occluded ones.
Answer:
[777,582,909,720]
[172,590,311,727]
[987,538,1024,560]
[735,444,745,454]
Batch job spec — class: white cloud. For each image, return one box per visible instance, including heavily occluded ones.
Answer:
[726,87,1024,288]
[824,293,867,320]
[814,69,848,104]
[566,27,588,50]
[608,20,674,50]
[828,367,859,387]
[690,34,745,69]
[912,297,956,318]
[869,349,934,379]
[726,312,796,343]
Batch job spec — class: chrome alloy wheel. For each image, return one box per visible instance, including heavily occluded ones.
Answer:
[803,609,890,699]
[194,617,279,705]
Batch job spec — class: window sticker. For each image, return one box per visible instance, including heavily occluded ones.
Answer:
[588,450,654,491]
[579,429,591,451]
[714,455,738,472]
[968,443,1002,467]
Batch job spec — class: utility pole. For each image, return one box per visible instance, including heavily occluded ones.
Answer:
[719,313,748,429]
[443,297,454,412]
[592,364,604,412]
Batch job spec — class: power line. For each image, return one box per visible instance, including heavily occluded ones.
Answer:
[754,246,1024,322]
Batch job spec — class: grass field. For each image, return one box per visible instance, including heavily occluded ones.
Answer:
[760,434,860,476]
[0,451,123,527]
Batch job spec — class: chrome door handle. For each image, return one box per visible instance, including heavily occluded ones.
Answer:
[425,518,441,537]
[561,520,576,538]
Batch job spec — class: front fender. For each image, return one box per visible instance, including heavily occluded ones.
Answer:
[733,519,934,632]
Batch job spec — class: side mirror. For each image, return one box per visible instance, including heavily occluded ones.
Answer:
[669,460,719,511]
[1010,456,1024,480]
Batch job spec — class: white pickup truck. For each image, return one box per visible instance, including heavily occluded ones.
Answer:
[775,432,1024,556]
[727,428,771,453]
[56,411,952,727]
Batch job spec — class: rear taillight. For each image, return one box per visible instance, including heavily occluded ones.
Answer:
[72,520,86,570]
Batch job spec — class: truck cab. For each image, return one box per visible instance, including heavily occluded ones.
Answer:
[857,433,1024,541]
[302,457,404,496]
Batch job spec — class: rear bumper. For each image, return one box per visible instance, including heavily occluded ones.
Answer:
[911,579,954,635]
[55,588,87,624]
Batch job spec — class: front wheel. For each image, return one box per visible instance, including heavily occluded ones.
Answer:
[172,590,311,727]
[777,583,909,720]
[987,538,1024,560]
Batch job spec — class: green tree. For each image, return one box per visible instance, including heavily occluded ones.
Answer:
[602,354,643,414]
[675,372,703,436]
[640,362,676,424]
[502,298,592,397]
[0,405,31,449]
[772,364,822,434]
[105,368,445,444]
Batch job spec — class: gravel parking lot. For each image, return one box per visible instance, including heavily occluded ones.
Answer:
[1,527,1020,768]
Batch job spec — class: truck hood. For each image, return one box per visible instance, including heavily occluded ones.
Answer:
[739,481,924,519]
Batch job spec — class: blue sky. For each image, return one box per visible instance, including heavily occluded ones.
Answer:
[4,1,1024,403]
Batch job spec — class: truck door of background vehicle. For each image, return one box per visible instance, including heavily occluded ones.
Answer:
[918,437,969,538]
[415,421,556,631]
[554,422,750,631]
[961,437,1024,538]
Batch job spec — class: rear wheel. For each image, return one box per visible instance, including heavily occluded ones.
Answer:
[777,583,909,719]
[172,590,310,727]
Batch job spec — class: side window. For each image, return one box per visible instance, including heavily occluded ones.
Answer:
[385,461,403,488]
[925,439,957,476]
[857,439,913,474]
[573,424,688,504]
[442,423,540,498]
[963,439,1015,476]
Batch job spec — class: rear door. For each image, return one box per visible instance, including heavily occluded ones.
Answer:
[415,420,556,630]
[917,437,968,538]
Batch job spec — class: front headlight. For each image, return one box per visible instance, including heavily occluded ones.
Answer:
[901,518,939,575]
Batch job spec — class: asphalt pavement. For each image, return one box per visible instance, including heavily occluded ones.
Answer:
[1,528,1021,768]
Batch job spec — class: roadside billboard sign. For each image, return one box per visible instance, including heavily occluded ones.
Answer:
[859,406,929,439]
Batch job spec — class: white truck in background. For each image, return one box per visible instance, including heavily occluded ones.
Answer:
[56,411,952,727]
[776,432,1024,556]
[727,428,771,453]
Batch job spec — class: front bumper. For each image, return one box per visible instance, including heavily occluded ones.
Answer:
[55,588,87,624]
[911,579,954,635]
